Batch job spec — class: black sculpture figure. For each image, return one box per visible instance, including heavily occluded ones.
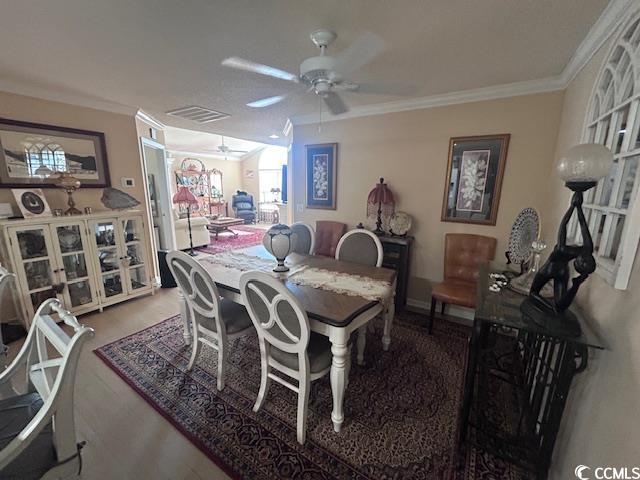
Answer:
[523,182,597,336]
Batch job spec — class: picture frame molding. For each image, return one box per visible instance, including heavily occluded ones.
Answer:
[0,117,110,188]
[305,142,338,210]
[441,133,510,226]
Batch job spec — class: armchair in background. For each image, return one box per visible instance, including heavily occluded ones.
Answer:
[232,191,257,224]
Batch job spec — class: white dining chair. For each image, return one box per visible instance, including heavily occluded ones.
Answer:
[291,222,315,255]
[167,250,254,390]
[0,298,94,479]
[240,271,333,444]
[335,228,384,267]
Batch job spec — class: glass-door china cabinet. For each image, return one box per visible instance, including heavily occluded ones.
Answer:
[0,211,153,325]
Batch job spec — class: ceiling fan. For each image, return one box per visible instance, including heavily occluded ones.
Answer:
[214,136,248,155]
[222,29,402,115]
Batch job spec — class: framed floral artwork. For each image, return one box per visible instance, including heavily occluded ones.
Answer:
[441,134,510,225]
[305,143,337,210]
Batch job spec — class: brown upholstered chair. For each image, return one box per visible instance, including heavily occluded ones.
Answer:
[429,233,497,334]
[314,221,347,257]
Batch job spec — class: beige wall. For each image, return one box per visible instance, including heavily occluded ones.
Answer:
[239,148,262,201]
[291,92,565,302]
[544,30,640,477]
[0,91,146,214]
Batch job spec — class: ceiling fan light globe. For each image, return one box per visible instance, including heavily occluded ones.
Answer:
[309,29,337,48]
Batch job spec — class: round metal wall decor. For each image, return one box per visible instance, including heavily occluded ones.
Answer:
[506,207,540,264]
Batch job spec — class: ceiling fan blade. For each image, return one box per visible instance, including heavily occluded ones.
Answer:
[246,94,288,108]
[333,32,386,76]
[226,149,249,154]
[221,57,299,83]
[323,92,349,115]
[347,82,417,96]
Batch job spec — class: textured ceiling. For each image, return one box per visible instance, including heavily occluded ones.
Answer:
[164,126,266,160]
[0,0,609,144]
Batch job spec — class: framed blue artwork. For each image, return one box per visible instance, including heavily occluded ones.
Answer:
[305,143,337,210]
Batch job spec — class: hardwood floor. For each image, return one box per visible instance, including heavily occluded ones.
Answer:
[7,289,232,480]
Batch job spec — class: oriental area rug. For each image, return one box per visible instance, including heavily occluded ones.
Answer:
[95,311,529,479]
[196,225,266,256]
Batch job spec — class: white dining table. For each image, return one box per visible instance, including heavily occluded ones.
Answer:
[178,245,397,433]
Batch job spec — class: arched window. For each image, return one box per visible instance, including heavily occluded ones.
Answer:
[575,11,640,289]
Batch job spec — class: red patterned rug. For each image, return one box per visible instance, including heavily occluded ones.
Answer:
[196,225,266,255]
[94,312,528,479]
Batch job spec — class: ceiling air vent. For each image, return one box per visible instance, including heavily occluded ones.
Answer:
[165,105,230,124]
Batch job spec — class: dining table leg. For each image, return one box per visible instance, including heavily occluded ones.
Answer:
[329,328,349,433]
[356,326,367,365]
[382,297,395,351]
[179,290,192,346]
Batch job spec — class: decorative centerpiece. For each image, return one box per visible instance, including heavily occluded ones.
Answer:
[505,207,540,272]
[367,178,395,235]
[389,211,412,236]
[54,172,82,216]
[262,224,293,272]
[523,143,614,336]
[510,239,553,297]
[101,187,141,210]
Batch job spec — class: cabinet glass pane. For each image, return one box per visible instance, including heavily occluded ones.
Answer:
[17,229,48,259]
[24,260,53,290]
[102,273,123,298]
[68,280,93,307]
[31,290,56,310]
[98,248,119,273]
[56,225,83,253]
[126,244,144,267]
[129,266,148,290]
[63,254,88,280]
[122,219,142,243]
[95,222,117,248]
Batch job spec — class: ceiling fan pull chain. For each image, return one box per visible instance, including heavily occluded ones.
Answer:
[318,96,323,133]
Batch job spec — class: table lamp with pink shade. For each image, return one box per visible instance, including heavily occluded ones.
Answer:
[173,186,199,256]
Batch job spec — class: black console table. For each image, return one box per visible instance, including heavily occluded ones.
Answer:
[379,235,413,312]
[458,265,605,479]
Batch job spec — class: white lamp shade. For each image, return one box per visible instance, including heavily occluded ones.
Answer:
[556,144,614,183]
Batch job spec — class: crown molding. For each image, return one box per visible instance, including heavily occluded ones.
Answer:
[136,110,166,130]
[0,0,631,129]
[292,0,632,126]
[291,76,566,125]
[560,0,635,85]
[0,78,137,116]
[166,148,247,161]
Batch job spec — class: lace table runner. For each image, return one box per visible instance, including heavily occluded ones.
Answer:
[200,251,392,303]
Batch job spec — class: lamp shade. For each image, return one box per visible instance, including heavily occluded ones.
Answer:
[367,179,395,206]
[172,186,198,205]
[557,144,614,183]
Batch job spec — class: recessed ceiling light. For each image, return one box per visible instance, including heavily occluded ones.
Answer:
[269,134,279,139]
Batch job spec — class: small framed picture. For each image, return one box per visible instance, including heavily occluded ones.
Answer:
[441,134,510,225]
[305,143,337,210]
[12,188,52,218]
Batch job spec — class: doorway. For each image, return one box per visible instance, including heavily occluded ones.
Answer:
[140,137,176,251]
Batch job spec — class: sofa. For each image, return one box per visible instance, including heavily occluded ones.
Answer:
[232,191,257,224]
[174,211,210,250]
